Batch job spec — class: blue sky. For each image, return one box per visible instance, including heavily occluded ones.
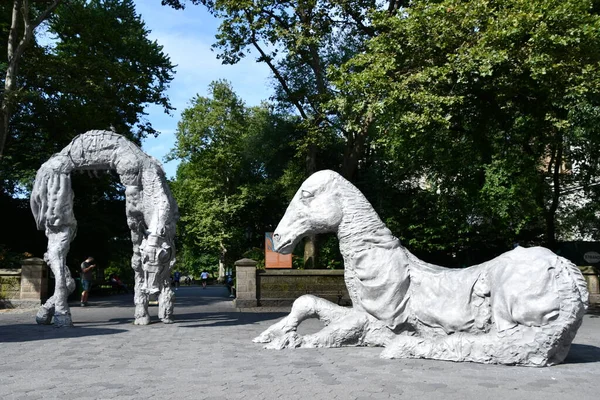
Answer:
[134,1,274,178]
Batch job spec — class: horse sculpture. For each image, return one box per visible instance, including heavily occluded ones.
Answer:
[30,130,179,327]
[254,170,589,366]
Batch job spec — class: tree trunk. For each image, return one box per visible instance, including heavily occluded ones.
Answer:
[545,140,563,250]
[218,242,227,281]
[0,0,62,157]
[342,112,374,181]
[303,142,318,268]
[0,103,9,158]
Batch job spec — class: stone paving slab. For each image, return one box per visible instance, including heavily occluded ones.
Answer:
[1,285,599,400]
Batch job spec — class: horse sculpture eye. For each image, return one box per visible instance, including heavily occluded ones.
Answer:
[301,190,313,199]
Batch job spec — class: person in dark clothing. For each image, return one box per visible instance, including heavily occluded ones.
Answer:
[173,270,181,290]
[226,275,234,298]
[80,257,96,306]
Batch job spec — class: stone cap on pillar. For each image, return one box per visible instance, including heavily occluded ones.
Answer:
[21,257,46,266]
[234,258,258,267]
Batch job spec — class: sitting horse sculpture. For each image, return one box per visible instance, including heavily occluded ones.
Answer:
[254,170,589,366]
[30,130,179,327]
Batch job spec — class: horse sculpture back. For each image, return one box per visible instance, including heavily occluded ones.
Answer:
[258,170,588,366]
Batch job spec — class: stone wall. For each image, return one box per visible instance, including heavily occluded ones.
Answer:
[0,269,21,307]
[257,269,350,307]
[231,264,600,309]
[0,258,48,309]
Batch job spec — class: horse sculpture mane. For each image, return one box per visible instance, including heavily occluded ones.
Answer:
[30,130,178,327]
[255,170,589,366]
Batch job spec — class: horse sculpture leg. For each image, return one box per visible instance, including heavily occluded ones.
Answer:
[133,267,150,325]
[158,276,174,324]
[131,241,151,325]
[301,310,394,348]
[380,325,566,366]
[254,294,393,349]
[254,295,346,347]
[36,227,76,327]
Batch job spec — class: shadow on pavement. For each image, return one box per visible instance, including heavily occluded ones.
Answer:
[0,324,127,343]
[174,311,287,328]
[563,343,600,364]
[71,311,286,328]
[66,286,232,308]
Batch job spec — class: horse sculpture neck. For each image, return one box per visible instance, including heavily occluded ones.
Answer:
[335,177,401,257]
[330,173,412,329]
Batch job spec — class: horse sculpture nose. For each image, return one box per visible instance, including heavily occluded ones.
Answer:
[273,233,280,241]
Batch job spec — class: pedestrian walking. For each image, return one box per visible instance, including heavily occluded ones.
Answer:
[80,256,96,306]
[173,270,181,290]
[200,270,209,288]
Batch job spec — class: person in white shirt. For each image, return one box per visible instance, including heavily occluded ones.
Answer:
[200,271,209,288]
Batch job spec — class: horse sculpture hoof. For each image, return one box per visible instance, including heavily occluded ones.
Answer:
[53,313,74,328]
[35,308,54,325]
[134,315,151,325]
[263,332,303,350]
[161,318,174,324]
[253,330,277,343]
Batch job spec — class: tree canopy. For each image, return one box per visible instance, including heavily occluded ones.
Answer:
[331,0,600,252]
[0,0,175,278]
[169,80,307,274]
[164,0,600,268]
[2,0,600,277]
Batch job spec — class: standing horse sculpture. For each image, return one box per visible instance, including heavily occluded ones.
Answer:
[30,130,179,327]
[254,170,589,366]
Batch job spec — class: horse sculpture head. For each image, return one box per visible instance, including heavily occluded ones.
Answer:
[139,231,173,294]
[273,170,344,254]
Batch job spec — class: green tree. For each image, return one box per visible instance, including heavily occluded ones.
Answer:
[1,0,62,158]
[169,80,304,273]
[161,0,407,267]
[1,0,174,195]
[332,0,600,255]
[0,0,175,279]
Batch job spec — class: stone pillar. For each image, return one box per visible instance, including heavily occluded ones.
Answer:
[233,258,257,308]
[20,257,48,305]
[580,266,600,305]
[588,274,599,293]
[586,272,600,305]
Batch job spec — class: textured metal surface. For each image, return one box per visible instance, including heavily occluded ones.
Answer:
[30,130,178,326]
[256,170,589,366]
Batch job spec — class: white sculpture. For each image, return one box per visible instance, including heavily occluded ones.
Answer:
[254,170,589,366]
[30,130,179,327]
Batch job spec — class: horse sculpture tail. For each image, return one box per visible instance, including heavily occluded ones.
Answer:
[544,255,589,365]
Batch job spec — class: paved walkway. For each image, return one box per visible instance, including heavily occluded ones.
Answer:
[1,285,599,400]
